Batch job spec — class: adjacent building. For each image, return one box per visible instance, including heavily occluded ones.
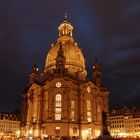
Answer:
[20,16,109,139]
[109,106,140,138]
[0,112,20,138]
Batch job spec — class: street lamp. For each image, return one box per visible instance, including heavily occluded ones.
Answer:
[16,130,20,138]
[29,129,33,140]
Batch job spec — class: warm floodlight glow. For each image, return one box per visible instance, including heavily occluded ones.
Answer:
[44,134,48,138]
[29,129,32,135]
[118,132,126,137]
[95,129,101,138]
[16,130,20,137]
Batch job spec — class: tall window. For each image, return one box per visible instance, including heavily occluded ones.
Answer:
[71,100,75,109]
[71,111,75,120]
[87,100,92,122]
[87,100,91,110]
[71,100,75,120]
[55,126,60,135]
[55,94,61,120]
[73,127,77,135]
[98,105,100,113]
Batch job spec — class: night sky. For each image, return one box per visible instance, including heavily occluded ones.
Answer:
[0,0,140,111]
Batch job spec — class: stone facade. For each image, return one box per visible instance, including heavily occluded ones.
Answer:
[20,17,109,140]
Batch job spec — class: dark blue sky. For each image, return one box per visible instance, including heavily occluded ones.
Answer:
[0,0,140,111]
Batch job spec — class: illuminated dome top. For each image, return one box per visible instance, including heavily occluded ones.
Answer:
[44,15,87,80]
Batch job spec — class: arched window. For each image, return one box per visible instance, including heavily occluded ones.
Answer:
[55,94,61,120]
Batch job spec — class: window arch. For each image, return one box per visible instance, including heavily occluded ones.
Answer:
[56,94,61,102]
[55,94,62,120]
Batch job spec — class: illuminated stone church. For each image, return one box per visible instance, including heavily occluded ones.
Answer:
[20,16,109,139]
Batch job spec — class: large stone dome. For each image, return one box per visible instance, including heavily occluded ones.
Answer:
[44,17,87,79]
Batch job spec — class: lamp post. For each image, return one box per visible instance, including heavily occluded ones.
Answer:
[16,130,20,138]
[29,128,33,140]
